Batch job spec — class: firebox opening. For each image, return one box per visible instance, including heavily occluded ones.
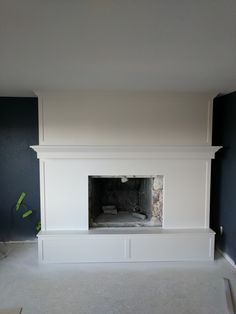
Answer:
[89,176,163,228]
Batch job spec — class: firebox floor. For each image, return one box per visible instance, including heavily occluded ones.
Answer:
[91,211,162,228]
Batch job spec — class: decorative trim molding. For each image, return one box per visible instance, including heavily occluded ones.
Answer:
[217,248,236,269]
[31,145,222,160]
[204,160,211,228]
[39,161,47,231]
[37,95,45,144]
[206,100,213,145]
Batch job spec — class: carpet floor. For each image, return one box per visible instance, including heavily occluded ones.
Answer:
[0,243,235,314]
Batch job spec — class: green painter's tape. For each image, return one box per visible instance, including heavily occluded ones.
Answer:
[16,192,26,210]
[35,221,41,231]
[22,210,33,218]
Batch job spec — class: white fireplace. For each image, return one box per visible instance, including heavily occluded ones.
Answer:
[32,91,221,263]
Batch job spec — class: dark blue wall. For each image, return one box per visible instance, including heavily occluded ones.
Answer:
[1,95,235,250]
[0,97,40,241]
[211,91,236,263]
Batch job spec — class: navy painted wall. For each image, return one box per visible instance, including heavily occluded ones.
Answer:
[1,95,235,250]
[211,91,236,263]
[0,97,40,241]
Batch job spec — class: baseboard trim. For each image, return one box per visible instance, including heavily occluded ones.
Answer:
[0,239,37,244]
[217,248,236,268]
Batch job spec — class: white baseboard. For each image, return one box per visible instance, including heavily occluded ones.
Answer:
[217,247,236,268]
[0,239,37,244]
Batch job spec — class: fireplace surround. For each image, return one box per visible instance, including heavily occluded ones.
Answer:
[32,91,221,263]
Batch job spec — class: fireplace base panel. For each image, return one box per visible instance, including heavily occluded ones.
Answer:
[37,228,215,263]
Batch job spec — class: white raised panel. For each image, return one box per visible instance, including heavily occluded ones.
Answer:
[42,237,127,263]
[163,160,209,228]
[130,235,212,261]
[36,92,214,146]
[44,161,88,230]
[38,229,215,263]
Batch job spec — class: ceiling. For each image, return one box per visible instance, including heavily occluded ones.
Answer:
[0,0,236,96]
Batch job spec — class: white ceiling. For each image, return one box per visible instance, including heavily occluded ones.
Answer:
[0,0,236,96]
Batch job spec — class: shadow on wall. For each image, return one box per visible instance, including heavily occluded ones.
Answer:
[210,92,236,263]
[0,97,40,241]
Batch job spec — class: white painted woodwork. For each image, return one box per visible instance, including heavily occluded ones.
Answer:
[38,229,215,263]
[36,92,213,146]
[32,92,220,263]
[32,148,220,231]
[31,145,221,160]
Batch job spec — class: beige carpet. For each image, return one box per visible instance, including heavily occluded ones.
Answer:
[0,309,22,314]
[0,243,236,314]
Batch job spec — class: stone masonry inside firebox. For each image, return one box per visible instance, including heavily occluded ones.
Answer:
[89,176,163,228]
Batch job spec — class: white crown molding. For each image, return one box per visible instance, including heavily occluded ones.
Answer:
[30,145,222,160]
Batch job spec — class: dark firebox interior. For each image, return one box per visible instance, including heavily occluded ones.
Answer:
[89,177,153,227]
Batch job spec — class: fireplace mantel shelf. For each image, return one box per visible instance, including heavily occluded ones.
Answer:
[31,145,222,160]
